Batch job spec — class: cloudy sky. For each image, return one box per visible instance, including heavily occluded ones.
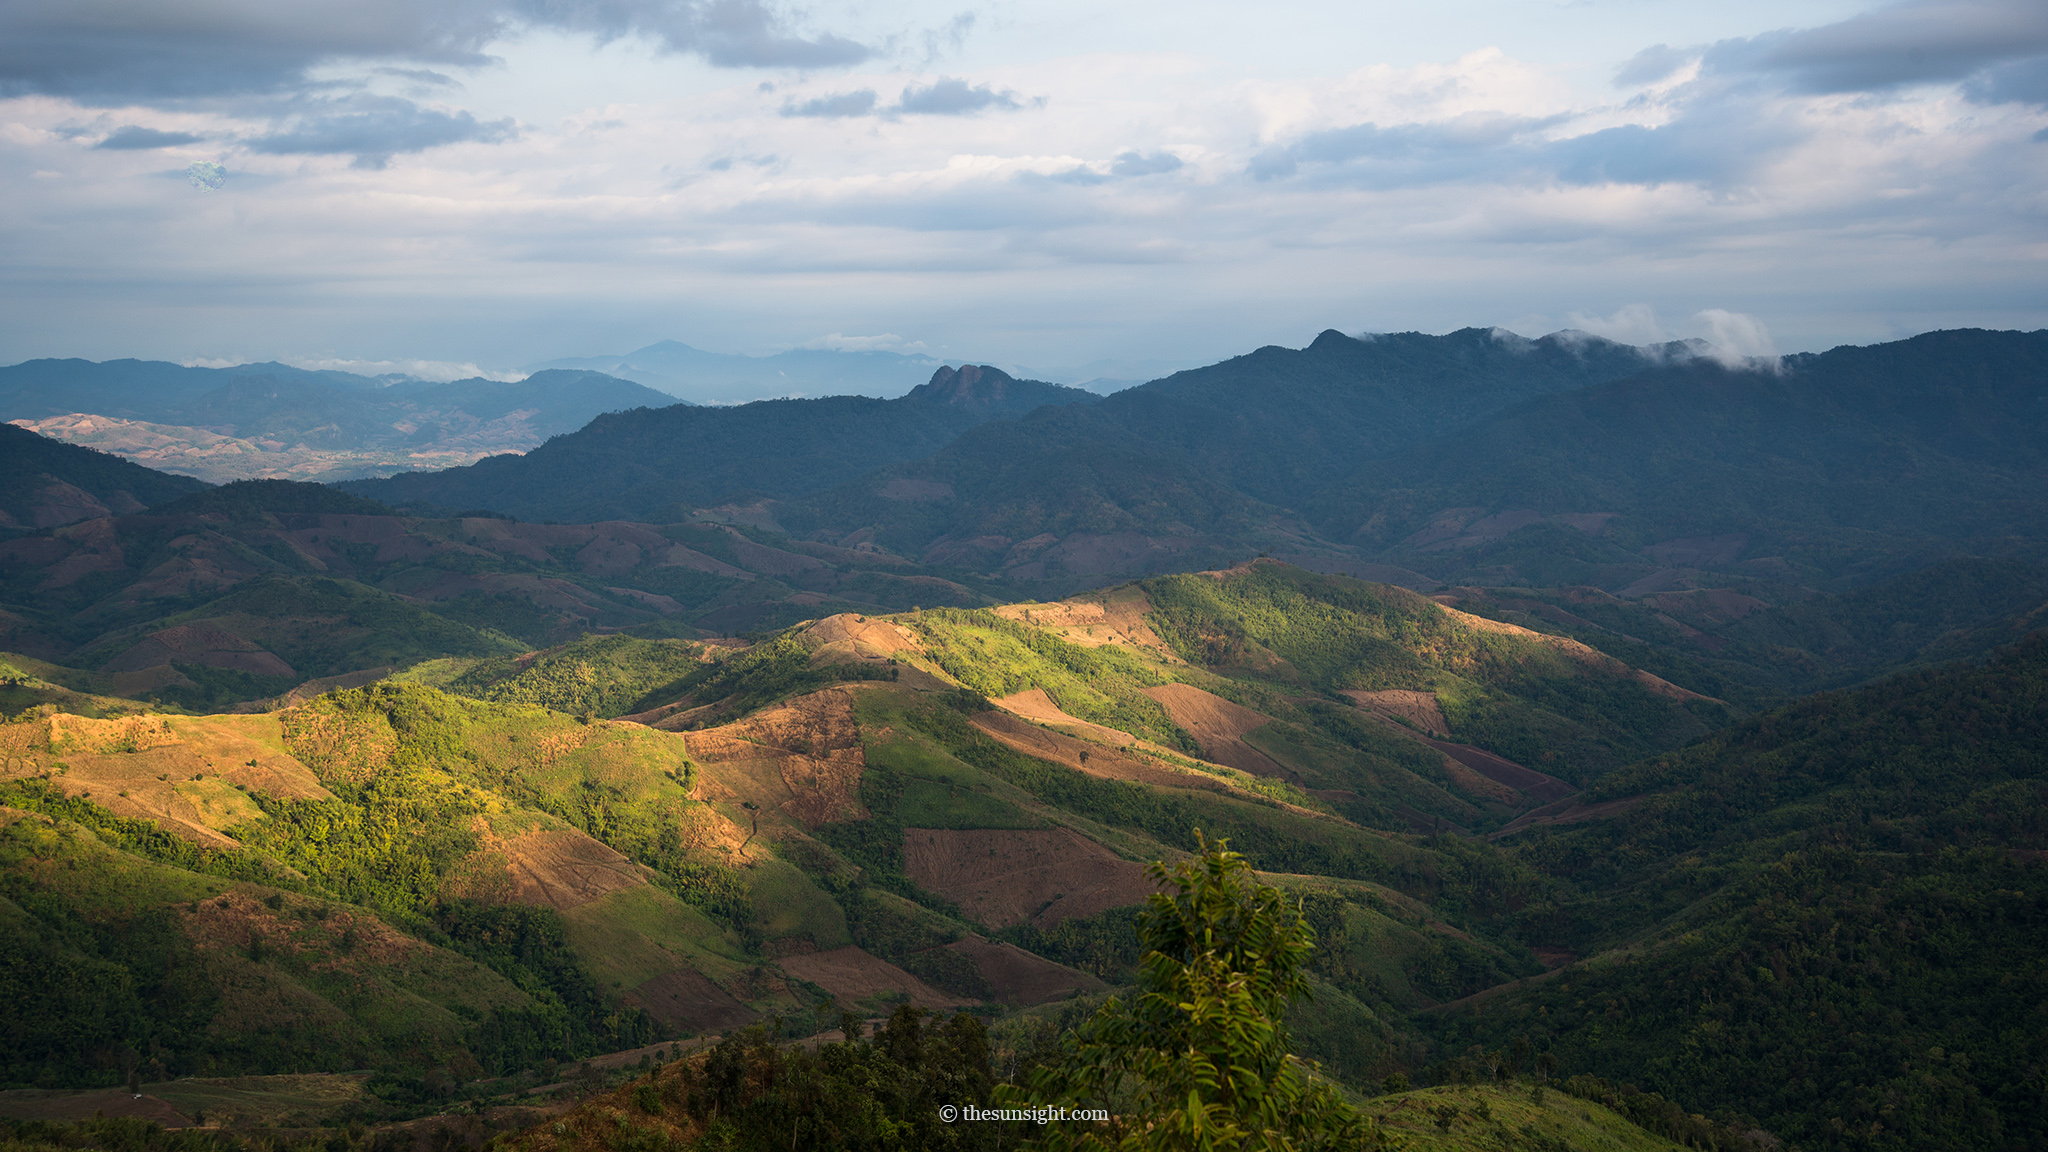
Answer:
[2,0,2044,379]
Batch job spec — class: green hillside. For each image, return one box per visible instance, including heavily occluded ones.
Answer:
[1428,632,2048,1150]
[3,538,2045,1151]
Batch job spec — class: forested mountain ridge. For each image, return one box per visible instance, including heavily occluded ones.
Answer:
[342,365,1100,524]
[1432,631,2048,1150]
[1315,328,2048,585]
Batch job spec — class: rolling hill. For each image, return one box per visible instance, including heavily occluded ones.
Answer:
[3,544,2043,1149]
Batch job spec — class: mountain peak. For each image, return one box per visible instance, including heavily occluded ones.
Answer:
[909,363,1021,406]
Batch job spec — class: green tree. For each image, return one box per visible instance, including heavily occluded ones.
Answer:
[1014,833,1396,1151]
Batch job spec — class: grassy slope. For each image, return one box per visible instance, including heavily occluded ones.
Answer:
[1138,563,1726,785]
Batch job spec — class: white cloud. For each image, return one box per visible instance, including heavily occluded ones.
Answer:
[1694,309,1781,367]
[1564,304,1668,346]
[802,332,930,351]
[286,357,526,382]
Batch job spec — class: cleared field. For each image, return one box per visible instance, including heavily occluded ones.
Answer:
[944,938,1105,1006]
[900,826,1159,930]
[1139,682,1291,778]
[775,945,974,1010]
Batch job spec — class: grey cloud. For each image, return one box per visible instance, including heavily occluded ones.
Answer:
[245,96,516,168]
[377,67,460,87]
[1965,56,2048,104]
[1017,166,1109,186]
[0,0,869,105]
[1708,0,2048,99]
[681,0,870,67]
[897,76,1021,115]
[775,75,1036,120]
[780,89,876,117]
[1252,96,1807,191]
[1015,153,1180,186]
[1111,150,1181,177]
[1548,119,1771,187]
[1614,43,1693,87]
[1250,115,1556,183]
[94,125,206,149]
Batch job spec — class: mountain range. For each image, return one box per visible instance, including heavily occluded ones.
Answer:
[527,340,950,405]
[1,359,677,484]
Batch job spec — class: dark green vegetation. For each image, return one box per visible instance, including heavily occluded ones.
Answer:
[1017,839,1391,1151]
[435,634,707,719]
[1434,633,2048,1151]
[346,365,1099,524]
[1437,555,2048,710]
[1315,330,2048,586]
[499,1008,1004,1152]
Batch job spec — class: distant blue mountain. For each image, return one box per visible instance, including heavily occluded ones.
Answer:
[527,340,949,404]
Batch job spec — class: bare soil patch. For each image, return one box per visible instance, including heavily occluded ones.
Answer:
[623,966,758,1034]
[991,689,1142,747]
[969,710,1220,793]
[802,614,924,663]
[4,713,330,845]
[775,945,974,1010]
[994,588,1179,657]
[493,828,650,911]
[1340,689,1450,738]
[901,827,1159,931]
[682,689,868,828]
[99,625,296,677]
[944,938,1106,1006]
[1420,738,1576,805]
[0,1089,193,1127]
[1139,683,1290,778]
[1491,795,1646,839]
